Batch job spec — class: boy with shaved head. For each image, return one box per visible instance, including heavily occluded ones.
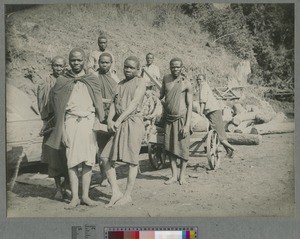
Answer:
[46,48,105,208]
[160,57,192,185]
[101,56,146,207]
[37,56,69,200]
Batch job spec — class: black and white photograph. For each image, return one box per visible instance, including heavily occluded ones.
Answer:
[2,0,298,234]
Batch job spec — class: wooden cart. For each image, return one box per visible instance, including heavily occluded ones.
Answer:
[147,127,222,170]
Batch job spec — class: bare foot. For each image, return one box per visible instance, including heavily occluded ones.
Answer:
[64,198,80,210]
[54,189,64,200]
[100,178,109,187]
[114,195,132,206]
[164,177,177,185]
[105,191,123,208]
[225,149,234,158]
[179,178,188,185]
[82,196,99,207]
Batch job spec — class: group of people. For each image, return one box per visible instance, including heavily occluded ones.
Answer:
[37,34,234,209]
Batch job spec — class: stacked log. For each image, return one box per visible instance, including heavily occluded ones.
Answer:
[233,120,255,134]
[232,103,247,115]
[191,112,209,132]
[155,97,293,144]
[250,122,294,135]
[227,133,262,145]
[222,102,293,137]
[231,112,257,126]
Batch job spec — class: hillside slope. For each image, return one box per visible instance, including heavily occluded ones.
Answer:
[5,3,294,116]
[6,4,240,99]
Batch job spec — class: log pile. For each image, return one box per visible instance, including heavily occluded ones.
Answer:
[220,102,294,141]
[190,100,294,145]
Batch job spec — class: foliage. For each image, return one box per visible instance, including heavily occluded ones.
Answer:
[181,3,294,87]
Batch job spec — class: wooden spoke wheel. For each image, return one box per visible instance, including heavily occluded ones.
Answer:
[207,129,221,170]
[148,143,165,170]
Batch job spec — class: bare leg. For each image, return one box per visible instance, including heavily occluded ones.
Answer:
[65,167,80,209]
[114,164,137,206]
[54,177,63,200]
[221,140,235,157]
[102,158,123,207]
[178,160,188,185]
[164,155,178,185]
[81,164,98,206]
[61,176,71,199]
[99,160,109,186]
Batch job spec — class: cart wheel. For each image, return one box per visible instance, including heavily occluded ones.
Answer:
[207,129,221,170]
[148,143,165,170]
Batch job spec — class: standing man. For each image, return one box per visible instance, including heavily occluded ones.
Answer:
[37,56,69,200]
[101,56,146,207]
[87,34,116,75]
[141,52,160,89]
[46,48,105,208]
[96,52,119,186]
[160,58,192,185]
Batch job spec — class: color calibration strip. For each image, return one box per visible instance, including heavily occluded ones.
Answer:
[105,227,197,239]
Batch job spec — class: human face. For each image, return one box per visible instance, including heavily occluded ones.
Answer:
[98,56,112,74]
[124,60,138,80]
[98,38,107,52]
[69,52,84,74]
[51,58,65,77]
[170,61,182,78]
[196,74,206,85]
[146,54,154,65]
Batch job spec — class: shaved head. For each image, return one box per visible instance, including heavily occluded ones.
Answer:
[98,35,107,41]
[99,52,112,62]
[51,56,66,65]
[170,57,183,67]
[51,55,66,77]
[146,52,154,58]
[69,48,86,59]
[125,56,140,70]
[69,48,85,74]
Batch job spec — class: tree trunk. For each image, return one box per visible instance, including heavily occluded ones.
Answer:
[227,133,262,145]
[234,120,255,134]
[231,112,257,126]
[250,122,295,135]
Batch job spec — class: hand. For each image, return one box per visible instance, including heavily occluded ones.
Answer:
[180,125,190,139]
[62,131,70,148]
[39,122,47,137]
[199,112,204,117]
[114,120,121,129]
[107,120,116,133]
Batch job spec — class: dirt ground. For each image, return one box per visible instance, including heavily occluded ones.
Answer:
[6,132,294,218]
